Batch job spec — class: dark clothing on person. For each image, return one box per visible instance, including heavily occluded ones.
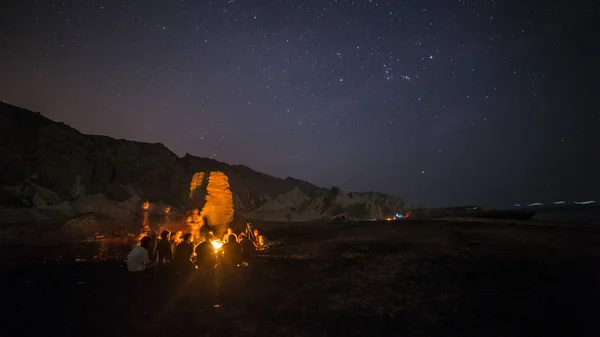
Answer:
[149,234,158,260]
[222,232,237,243]
[156,238,174,263]
[222,240,242,267]
[195,241,214,268]
[240,237,257,261]
[173,241,194,272]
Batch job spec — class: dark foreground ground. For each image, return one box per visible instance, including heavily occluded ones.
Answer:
[2,220,600,337]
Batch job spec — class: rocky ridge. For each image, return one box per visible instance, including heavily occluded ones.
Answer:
[0,102,404,226]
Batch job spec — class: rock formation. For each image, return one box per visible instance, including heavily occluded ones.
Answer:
[200,171,234,229]
[245,186,404,221]
[183,171,235,240]
[189,172,206,208]
[0,102,405,227]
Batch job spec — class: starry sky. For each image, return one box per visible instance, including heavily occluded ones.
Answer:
[0,0,597,208]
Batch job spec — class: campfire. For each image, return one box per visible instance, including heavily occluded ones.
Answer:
[211,240,224,253]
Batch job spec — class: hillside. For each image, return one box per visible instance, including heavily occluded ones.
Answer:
[0,102,404,227]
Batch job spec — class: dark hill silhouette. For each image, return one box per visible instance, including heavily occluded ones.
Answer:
[0,102,404,223]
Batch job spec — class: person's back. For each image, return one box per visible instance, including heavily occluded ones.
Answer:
[127,246,149,272]
[127,236,154,272]
[173,234,194,272]
[157,237,173,263]
[195,241,214,268]
[222,235,242,267]
[223,233,237,243]
[239,236,257,261]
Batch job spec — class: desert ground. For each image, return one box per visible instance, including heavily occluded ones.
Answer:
[2,219,600,337]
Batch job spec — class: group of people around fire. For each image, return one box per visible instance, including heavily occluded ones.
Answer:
[127,222,269,274]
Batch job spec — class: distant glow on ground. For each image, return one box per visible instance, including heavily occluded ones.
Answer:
[553,201,566,204]
[574,201,595,205]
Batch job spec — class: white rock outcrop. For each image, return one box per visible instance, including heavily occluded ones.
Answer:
[242,187,402,221]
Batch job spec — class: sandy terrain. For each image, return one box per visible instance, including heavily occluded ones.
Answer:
[2,220,600,336]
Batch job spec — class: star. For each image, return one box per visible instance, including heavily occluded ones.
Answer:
[0,0,593,208]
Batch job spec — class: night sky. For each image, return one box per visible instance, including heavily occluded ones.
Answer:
[1,0,597,208]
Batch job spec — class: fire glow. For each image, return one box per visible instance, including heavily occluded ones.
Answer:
[211,240,224,252]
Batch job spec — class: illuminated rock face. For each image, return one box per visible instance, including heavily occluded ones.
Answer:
[0,103,406,225]
[185,171,234,237]
[189,172,206,208]
[200,171,234,232]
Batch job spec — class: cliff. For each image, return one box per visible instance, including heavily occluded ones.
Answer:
[0,102,405,227]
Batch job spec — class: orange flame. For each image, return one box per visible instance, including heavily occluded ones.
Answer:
[211,240,223,252]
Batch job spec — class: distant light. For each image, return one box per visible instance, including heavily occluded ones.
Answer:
[514,204,520,207]
[552,201,566,204]
[574,201,595,205]
[527,203,544,206]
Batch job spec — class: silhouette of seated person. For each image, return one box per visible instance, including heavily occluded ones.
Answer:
[238,233,257,261]
[173,233,194,273]
[195,233,215,269]
[127,236,157,273]
[222,234,242,267]
[222,228,237,243]
[148,232,158,261]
